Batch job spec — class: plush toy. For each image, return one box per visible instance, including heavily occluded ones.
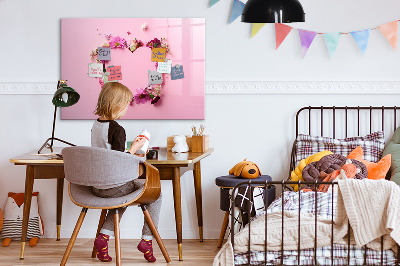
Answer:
[348,146,391,180]
[1,192,44,247]
[229,159,261,179]
[172,135,189,153]
[289,150,333,191]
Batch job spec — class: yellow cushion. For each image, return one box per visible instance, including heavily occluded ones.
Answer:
[289,150,333,191]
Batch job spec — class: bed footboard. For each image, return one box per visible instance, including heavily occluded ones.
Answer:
[230,180,400,266]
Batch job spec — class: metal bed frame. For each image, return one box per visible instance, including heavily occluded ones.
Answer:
[230,106,400,266]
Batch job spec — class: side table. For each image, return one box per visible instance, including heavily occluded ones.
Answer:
[215,175,275,248]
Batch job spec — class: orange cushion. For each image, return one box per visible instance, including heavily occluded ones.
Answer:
[347,146,391,180]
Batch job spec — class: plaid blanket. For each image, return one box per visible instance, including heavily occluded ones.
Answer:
[234,244,397,265]
[234,191,397,265]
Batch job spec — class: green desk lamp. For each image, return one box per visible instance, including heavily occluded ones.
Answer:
[38,80,80,154]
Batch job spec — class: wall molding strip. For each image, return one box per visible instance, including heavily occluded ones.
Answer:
[1,81,400,95]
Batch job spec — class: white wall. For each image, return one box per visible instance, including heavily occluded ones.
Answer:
[1,0,400,240]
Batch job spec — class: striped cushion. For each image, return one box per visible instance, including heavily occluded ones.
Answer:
[1,217,40,240]
[295,131,385,167]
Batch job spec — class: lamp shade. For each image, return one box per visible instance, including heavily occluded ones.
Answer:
[52,84,80,107]
[241,0,305,23]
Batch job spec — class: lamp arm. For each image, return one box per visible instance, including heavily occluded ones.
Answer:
[50,105,57,148]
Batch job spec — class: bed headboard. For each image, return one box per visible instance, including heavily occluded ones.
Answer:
[290,106,400,179]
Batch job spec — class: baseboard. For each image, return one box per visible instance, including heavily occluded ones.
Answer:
[1,81,400,94]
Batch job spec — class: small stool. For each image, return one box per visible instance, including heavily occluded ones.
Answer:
[215,175,275,248]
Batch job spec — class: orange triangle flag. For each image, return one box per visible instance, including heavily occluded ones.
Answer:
[378,21,398,50]
[275,23,293,49]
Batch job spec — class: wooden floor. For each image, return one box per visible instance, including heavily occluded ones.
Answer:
[0,239,222,265]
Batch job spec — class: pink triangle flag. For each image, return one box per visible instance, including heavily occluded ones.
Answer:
[378,21,398,50]
[298,29,317,58]
[275,23,293,49]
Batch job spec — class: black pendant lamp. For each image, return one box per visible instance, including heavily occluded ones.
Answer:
[241,0,305,23]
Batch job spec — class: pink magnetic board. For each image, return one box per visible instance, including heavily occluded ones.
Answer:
[61,18,205,120]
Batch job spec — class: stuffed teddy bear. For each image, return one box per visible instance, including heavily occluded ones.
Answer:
[172,135,189,153]
[229,159,261,179]
[1,192,44,247]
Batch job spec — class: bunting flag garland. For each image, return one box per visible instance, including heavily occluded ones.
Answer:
[323,33,341,58]
[229,0,245,24]
[351,29,370,55]
[209,0,220,7]
[275,23,293,49]
[378,21,398,50]
[251,23,266,38]
[207,3,400,58]
[298,29,317,58]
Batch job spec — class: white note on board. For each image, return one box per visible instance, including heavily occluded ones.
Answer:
[88,63,103,78]
[157,60,172,74]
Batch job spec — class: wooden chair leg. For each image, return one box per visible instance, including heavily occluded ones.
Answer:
[91,209,108,258]
[141,205,171,263]
[60,208,88,266]
[217,211,230,248]
[114,210,121,266]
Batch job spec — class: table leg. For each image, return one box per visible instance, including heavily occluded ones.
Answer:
[172,167,183,261]
[56,178,64,241]
[20,165,35,259]
[193,161,203,242]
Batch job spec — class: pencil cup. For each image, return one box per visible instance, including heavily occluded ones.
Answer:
[191,135,209,153]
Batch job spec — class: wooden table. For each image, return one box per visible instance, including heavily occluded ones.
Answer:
[10,147,213,261]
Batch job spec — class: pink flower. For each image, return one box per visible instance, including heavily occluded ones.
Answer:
[127,31,131,35]
[134,88,151,104]
[104,34,112,40]
[109,36,127,49]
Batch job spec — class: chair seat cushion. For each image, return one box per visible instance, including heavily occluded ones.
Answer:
[69,180,145,208]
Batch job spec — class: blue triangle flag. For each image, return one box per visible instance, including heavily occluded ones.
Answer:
[209,0,220,7]
[323,33,341,58]
[229,0,245,24]
[351,29,370,55]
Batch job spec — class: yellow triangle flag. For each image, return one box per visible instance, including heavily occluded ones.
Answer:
[251,23,266,38]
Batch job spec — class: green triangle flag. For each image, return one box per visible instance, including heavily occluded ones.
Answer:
[209,0,220,7]
[251,23,266,38]
[323,33,341,58]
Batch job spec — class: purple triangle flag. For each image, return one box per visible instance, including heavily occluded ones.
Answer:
[351,29,370,55]
[229,0,245,24]
[298,29,317,58]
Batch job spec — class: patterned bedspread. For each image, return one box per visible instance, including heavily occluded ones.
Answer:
[234,191,397,265]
